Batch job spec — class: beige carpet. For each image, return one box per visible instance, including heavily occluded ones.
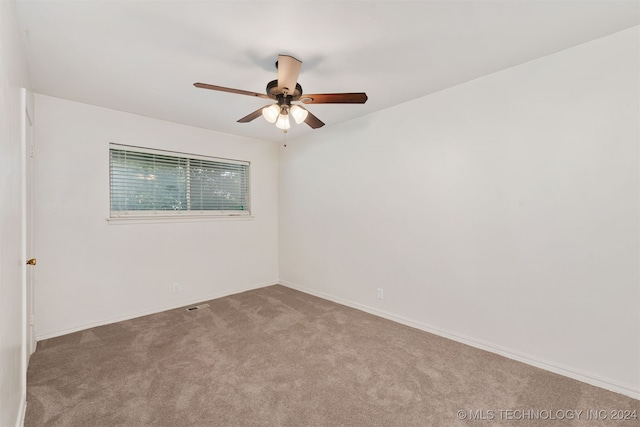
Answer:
[26,285,638,426]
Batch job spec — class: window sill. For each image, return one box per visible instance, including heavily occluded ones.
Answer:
[106,214,254,225]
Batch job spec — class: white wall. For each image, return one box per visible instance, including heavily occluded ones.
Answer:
[279,27,639,398]
[0,1,31,426]
[34,95,279,339]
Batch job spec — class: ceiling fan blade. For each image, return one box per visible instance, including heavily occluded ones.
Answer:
[299,93,368,104]
[194,82,271,99]
[237,105,271,123]
[301,107,325,129]
[277,54,302,95]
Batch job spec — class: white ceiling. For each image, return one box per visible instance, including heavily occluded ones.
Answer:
[16,0,640,143]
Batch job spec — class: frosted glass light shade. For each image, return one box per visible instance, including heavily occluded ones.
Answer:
[262,104,281,123]
[275,113,291,130]
[289,105,309,124]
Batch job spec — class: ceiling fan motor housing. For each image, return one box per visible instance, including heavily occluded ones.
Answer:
[266,79,303,100]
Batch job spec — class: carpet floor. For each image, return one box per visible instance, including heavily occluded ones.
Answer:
[25,285,638,426]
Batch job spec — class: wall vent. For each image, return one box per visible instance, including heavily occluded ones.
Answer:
[186,303,210,312]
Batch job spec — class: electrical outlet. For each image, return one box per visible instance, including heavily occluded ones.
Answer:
[172,283,180,293]
[377,288,384,299]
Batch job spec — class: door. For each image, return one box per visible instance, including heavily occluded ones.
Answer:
[24,91,36,357]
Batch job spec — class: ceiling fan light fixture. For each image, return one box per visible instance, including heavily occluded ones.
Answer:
[262,104,280,123]
[289,105,308,124]
[275,112,291,131]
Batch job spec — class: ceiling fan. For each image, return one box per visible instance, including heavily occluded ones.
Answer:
[194,54,368,132]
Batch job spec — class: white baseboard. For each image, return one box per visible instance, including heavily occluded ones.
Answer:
[280,280,640,401]
[16,397,26,427]
[35,280,279,341]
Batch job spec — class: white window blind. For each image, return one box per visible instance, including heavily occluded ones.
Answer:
[109,144,250,218]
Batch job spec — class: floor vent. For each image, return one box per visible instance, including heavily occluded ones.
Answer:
[186,303,210,312]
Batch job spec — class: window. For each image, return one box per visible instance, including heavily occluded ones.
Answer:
[109,144,250,219]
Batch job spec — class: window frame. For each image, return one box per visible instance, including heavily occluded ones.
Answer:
[107,143,252,222]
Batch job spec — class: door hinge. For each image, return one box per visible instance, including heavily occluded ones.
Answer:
[29,314,34,326]
[29,145,35,158]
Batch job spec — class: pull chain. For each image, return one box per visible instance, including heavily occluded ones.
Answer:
[283,129,287,148]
